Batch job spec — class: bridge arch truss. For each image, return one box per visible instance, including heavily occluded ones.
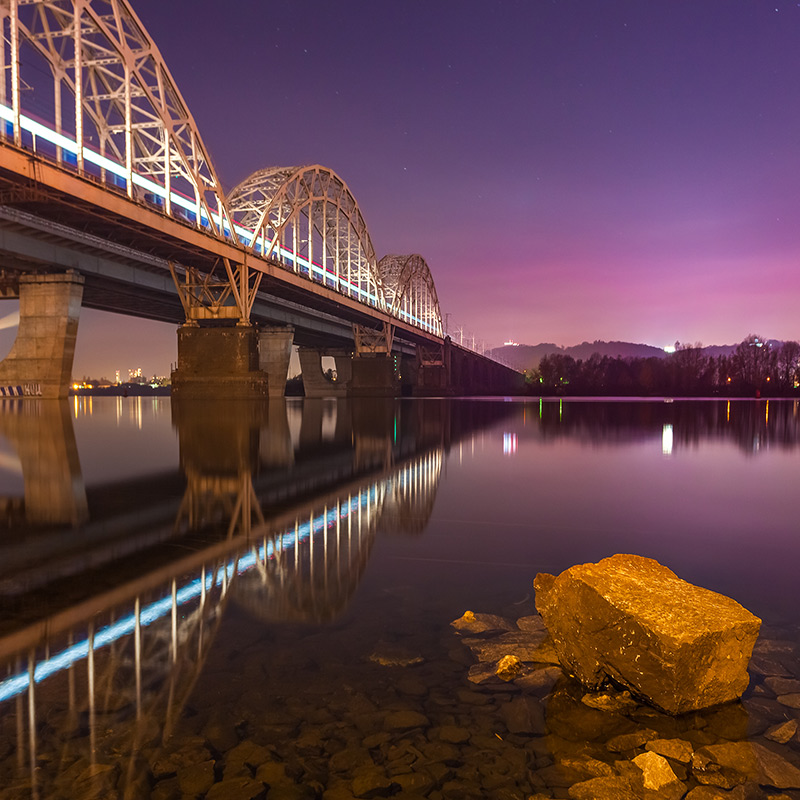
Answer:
[378,254,443,337]
[2,0,234,238]
[228,165,384,312]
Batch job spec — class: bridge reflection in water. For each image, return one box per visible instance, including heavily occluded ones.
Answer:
[0,396,506,798]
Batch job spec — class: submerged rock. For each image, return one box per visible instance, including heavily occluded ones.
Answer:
[567,774,642,799]
[580,688,638,713]
[632,750,685,800]
[776,693,800,709]
[368,642,424,667]
[644,737,694,763]
[499,696,546,734]
[461,631,559,665]
[606,729,659,753]
[513,665,563,695]
[691,740,800,790]
[516,615,547,634]
[765,719,798,744]
[451,611,516,636]
[383,710,429,732]
[534,554,761,714]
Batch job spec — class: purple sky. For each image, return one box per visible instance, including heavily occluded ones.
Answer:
[54,1,800,376]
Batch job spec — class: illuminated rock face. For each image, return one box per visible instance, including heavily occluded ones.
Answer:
[533,554,761,715]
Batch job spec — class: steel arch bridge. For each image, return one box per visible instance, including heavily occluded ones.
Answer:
[0,0,443,338]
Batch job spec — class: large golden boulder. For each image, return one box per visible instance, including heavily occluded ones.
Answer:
[534,554,761,714]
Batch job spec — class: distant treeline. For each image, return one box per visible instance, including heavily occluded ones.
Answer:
[526,335,800,397]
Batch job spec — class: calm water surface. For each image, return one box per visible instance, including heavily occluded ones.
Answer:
[0,397,798,798]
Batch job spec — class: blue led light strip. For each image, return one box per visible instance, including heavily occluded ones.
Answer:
[0,106,443,323]
[0,488,377,704]
[0,105,390,312]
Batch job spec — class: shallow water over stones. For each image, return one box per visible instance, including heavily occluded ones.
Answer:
[1,397,800,798]
[136,605,800,800]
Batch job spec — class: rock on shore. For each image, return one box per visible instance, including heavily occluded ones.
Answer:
[534,554,762,714]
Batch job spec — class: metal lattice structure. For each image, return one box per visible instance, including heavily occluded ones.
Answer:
[228,165,383,311]
[378,254,443,337]
[0,0,447,338]
[3,0,233,236]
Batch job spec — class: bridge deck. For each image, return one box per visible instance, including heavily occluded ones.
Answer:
[0,143,442,349]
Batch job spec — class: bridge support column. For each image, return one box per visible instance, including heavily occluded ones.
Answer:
[413,338,452,396]
[298,347,350,398]
[349,357,398,397]
[349,322,399,397]
[171,324,268,399]
[258,325,294,398]
[0,271,84,399]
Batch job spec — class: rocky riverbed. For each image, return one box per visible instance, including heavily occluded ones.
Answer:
[1,601,799,800]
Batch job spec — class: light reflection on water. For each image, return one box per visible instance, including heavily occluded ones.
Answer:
[0,397,797,797]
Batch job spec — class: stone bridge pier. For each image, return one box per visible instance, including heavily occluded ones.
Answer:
[349,323,398,397]
[171,319,523,399]
[297,347,352,398]
[413,340,450,395]
[258,325,294,399]
[447,341,525,395]
[171,324,268,400]
[0,271,84,399]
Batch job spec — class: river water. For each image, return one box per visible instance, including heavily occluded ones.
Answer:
[0,397,798,799]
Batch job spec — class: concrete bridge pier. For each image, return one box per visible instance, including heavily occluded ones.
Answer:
[0,271,84,399]
[298,347,351,398]
[350,356,398,397]
[171,324,268,399]
[413,339,451,396]
[349,323,399,397]
[258,325,294,398]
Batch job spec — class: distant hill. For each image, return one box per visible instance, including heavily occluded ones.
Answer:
[488,341,667,371]
[486,340,765,372]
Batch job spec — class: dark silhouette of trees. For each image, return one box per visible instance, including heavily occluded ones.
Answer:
[729,334,776,395]
[527,335,799,397]
[777,341,800,391]
[669,343,714,395]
